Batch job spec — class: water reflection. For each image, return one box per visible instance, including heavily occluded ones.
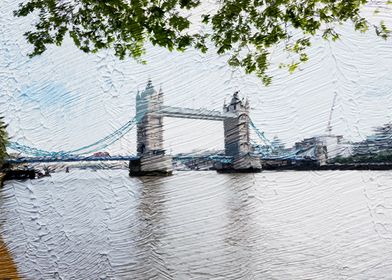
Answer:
[130,173,268,279]
[223,174,262,279]
[131,176,172,279]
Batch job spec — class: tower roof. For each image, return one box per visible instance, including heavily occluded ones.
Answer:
[141,79,156,98]
[230,91,241,105]
[146,79,153,89]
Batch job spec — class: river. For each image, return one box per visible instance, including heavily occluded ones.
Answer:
[1,170,392,279]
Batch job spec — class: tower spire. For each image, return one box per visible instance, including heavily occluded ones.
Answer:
[147,79,152,88]
[326,92,338,135]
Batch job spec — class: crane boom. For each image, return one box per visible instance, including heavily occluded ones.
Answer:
[326,92,338,135]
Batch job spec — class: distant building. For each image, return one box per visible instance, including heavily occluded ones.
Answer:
[93,152,110,157]
[295,135,352,165]
[353,123,392,155]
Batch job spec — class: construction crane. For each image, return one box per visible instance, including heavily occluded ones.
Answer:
[326,92,338,135]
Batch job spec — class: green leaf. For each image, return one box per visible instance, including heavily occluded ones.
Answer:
[13,0,388,86]
[288,63,299,73]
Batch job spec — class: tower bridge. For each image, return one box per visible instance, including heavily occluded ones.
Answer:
[130,80,261,175]
[7,80,324,175]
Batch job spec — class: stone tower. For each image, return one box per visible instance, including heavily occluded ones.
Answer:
[220,91,261,171]
[130,80,172,176]
[136,80,164,156]
[223,91,251,156]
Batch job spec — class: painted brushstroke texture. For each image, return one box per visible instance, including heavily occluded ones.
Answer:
[1,1,392,279]
[1,171,392,279]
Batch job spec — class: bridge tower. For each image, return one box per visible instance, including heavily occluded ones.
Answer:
[223,92,251,156]
[219,92,262,171]
[136,80,164,155]
[130,80,173,176]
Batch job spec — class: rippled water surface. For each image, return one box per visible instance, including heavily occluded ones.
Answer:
[1,170,392,279]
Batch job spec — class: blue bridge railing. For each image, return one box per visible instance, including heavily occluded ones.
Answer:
[6,115,316,163]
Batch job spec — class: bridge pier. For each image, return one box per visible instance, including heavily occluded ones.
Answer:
[129,153,173,176]
[214,154,262,173]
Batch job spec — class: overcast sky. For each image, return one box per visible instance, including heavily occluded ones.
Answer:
[1,1,392,155]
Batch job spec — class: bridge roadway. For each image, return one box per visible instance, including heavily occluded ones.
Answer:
[6,156,139,164]
[6,155,234,164]
[160,106,236,121]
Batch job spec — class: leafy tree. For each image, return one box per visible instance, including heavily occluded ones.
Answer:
[14,0,391,84]
[0,117,8,167]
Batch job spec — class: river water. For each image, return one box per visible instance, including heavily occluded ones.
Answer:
[1,170,392,279]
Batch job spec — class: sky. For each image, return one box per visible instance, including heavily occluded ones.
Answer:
[1,1,392,155]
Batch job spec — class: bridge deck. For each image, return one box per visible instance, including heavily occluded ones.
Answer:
[7,155,234,164]
[6,156,139,164]
[160,106,236,121]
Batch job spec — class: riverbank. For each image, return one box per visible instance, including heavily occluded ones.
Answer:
[2,161,392,181]
[3,169,36,181]
[262,163,392,171]
[0,173,21,280]
[0,237,20,280]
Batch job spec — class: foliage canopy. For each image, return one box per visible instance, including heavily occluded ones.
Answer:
[15,0,391,84]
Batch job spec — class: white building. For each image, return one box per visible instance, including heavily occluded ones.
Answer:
[295,135,352,165]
